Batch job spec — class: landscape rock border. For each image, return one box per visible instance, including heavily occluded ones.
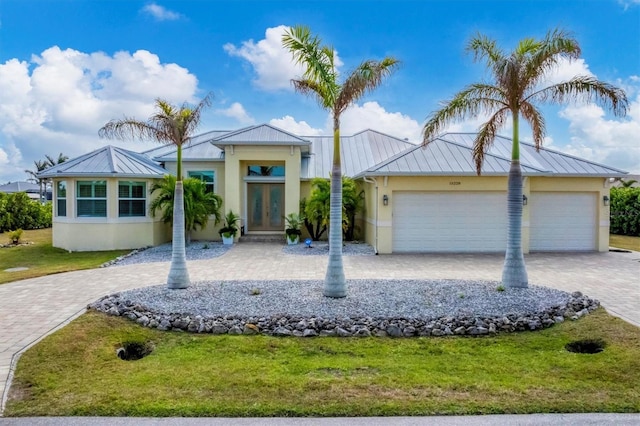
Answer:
[89,290,599,338]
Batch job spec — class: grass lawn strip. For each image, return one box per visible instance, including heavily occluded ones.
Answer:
[0,229,129,285]
[6,309,640,416]
[609,234,640,252]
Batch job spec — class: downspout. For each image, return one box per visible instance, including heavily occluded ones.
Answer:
[363,175,379,255]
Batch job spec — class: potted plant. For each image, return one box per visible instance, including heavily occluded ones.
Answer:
[219,210,240,245]
[284,213,304,245]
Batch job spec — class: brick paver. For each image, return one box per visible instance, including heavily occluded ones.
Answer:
[1,244,638,412]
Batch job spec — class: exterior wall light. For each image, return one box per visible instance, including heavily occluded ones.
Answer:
[522,195,528,206]
[382,194,389,206]
[603,195,610,206]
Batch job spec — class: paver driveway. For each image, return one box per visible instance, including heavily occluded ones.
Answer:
[1,243,639,411]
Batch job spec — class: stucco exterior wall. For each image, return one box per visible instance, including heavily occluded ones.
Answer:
[51,177,168,251]
[360,175,608,254]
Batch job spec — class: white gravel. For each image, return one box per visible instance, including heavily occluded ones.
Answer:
[115,279,572,321]
[107,241,232,266]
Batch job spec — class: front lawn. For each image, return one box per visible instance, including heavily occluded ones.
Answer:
[610,234,640,252]
[6,309,639,417]
[0,229,129,285]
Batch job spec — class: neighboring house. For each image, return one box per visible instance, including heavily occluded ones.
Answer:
[0,181,44,201]
[38,124,627,253]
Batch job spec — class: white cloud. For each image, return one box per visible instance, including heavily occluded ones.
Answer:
[216,102,255,125]
[337,101,422,142]
[224,25,343,91]
[269,115,323,136]
[559,90,640,173]
[0,46,199,183]
[141,3,182,21]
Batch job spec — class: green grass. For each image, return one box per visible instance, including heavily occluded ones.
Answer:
[0,229,129,285]
[610,234,640,252]
[6,309,640,417]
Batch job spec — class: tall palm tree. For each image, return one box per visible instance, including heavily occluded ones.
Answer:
[99,93,213,289]
[283,25,399,297]
[422,29,627,288]
[45,153,69,168]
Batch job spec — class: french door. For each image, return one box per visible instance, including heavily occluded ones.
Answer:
[247,183,284,231]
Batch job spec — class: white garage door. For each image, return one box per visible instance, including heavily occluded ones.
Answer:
[392,192,507,253]
[529,192,597,251]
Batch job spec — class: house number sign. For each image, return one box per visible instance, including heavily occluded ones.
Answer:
[449,181,461,185]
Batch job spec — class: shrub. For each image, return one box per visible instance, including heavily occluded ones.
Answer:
[610,187,640,236]
[8,229,23,244]
[0,192,52,233]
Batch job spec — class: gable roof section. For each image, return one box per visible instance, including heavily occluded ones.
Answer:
[303,129,416,179]
[212,124,311,151]
[358,133,627,177]
[38,145,167,179]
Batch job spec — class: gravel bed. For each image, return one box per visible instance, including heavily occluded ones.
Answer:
[105,241,231,267]
[108,279,572,320]
[282,241,375,256]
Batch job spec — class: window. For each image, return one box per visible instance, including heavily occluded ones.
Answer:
[248,165,285,177]
[119,181,146,217]
[56,181,67,217]
[188,171,215,193]
[76,181,107,217]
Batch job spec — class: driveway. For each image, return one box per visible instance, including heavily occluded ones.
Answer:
[1,244,639,412]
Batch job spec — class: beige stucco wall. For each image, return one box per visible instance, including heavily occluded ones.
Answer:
[51,177,169,251]
[360,175,609,254]
[223,145,302,240]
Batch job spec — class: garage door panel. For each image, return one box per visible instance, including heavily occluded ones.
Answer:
[529,192,596,251]
[392,192,507,253]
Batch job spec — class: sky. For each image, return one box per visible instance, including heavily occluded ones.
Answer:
[0,0,639,184]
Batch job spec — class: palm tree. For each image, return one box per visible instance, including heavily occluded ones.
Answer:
[45,153,69,168]
[422,29,627,288]
[149,175,223,244]
[99,94,213,289]
[283,26,399,297]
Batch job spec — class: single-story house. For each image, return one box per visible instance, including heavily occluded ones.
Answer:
[38,123,627,253]
[0,181,46,201]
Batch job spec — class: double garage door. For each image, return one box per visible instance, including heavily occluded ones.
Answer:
[392,191,596,253]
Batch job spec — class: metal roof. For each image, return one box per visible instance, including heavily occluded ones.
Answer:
[304,129,415,179]
[38,146,168,178]
[213,124,311,148]
[154,140,224,162]
[142,130,230,159]
[358,133,628,177]
[0,181,40,193]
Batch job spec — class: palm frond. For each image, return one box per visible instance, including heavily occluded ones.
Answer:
[526,76,628,116]
[291,79,334,109]
[467,33,507,78]
[422,83,507,144]
[336,57,400,113]
[472,108,509,174]
[519,102,546,150]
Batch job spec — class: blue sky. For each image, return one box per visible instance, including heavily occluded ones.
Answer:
[1,0,639,183]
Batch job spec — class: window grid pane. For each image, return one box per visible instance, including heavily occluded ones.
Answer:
[118,181,146,217]
[188,171,215,194]
[76,181,107,217]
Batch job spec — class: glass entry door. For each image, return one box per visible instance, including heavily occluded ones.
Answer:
[248,183,284,231]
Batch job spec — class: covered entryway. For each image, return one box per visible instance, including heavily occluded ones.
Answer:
[392,191,507,253]
[529,192,597,251]
[247,183,284,231]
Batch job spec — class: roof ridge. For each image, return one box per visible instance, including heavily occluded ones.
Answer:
[518,140,629,174]
[214,123,310,143]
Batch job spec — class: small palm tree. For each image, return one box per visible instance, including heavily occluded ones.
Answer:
[99,94,213,289]
[422,29,627,288]
[25,159,49,202]
[149,175,223,244]
[283,25,399,297]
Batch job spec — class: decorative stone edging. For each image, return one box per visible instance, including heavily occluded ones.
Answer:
[88,291,600,337]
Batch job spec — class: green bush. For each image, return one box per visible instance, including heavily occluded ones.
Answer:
[0,192,52,233]
[610,187,640,236]
[8,229,23,244]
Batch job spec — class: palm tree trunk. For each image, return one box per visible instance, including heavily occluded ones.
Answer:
[167,180,190,289]
[501,114,528,288]
[323,118,346,297]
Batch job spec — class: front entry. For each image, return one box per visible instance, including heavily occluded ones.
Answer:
[248,183,284,231]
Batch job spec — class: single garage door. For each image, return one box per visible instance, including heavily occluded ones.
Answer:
[529,192,597,251]
[392,192,507,253]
